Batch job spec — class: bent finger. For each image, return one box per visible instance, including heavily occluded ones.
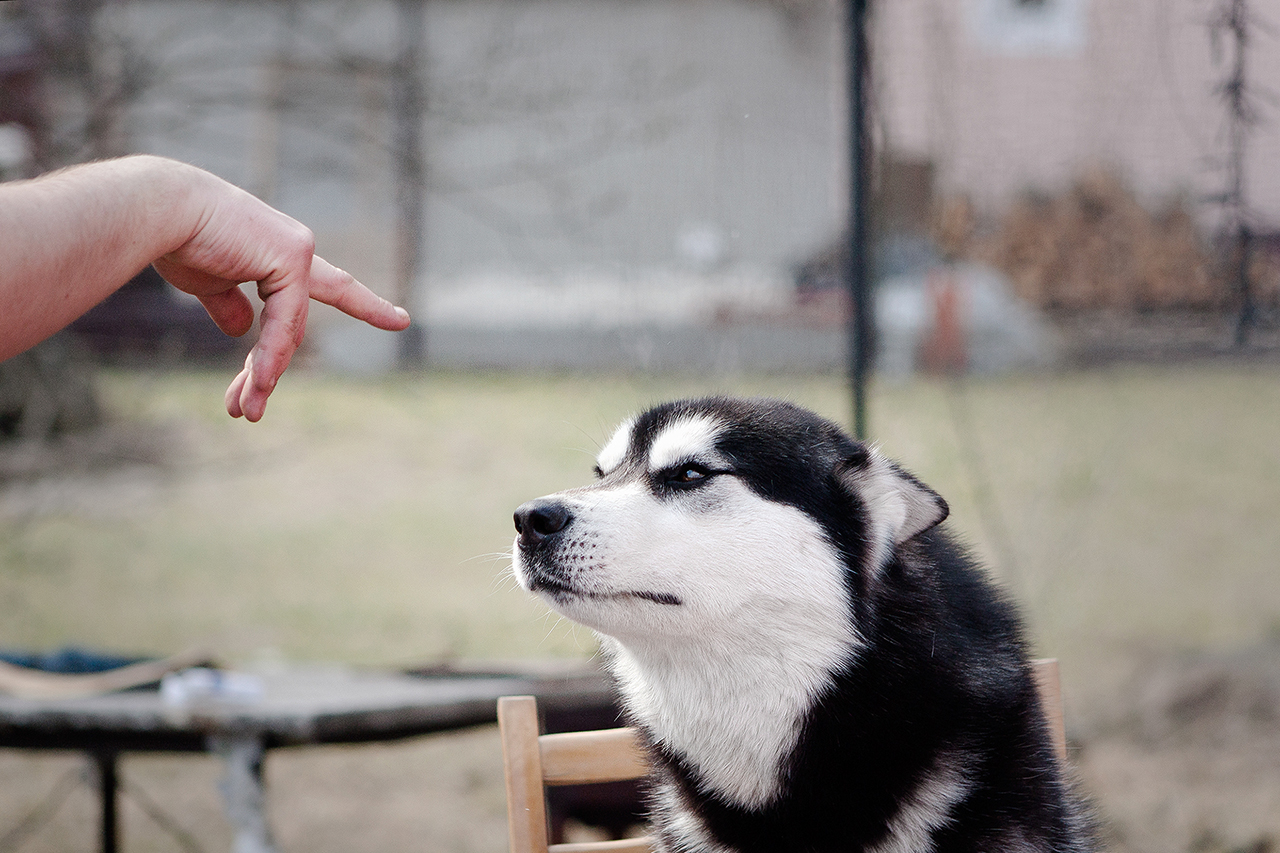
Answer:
[197,288,256,338]
[225,359,251,419]
[237,286,310,422]
[152,259,258,338]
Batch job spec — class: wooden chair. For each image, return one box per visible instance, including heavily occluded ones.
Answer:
[498,659,1067,853]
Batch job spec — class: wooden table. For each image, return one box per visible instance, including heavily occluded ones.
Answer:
[0,664,612,853]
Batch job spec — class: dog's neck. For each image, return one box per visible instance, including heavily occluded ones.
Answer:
[601,615,857,810]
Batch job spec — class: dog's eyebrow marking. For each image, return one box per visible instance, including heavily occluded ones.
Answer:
[648,415,723,472]
[596,416,636,474]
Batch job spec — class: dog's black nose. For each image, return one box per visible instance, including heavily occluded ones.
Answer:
[514,499,573,550]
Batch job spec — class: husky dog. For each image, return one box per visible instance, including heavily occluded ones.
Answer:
[512,396,1093,853]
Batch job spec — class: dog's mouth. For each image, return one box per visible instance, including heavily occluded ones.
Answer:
[527,573,682,607]
[621,589,683,606]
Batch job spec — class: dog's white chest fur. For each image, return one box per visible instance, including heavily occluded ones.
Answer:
[600,497,858,808]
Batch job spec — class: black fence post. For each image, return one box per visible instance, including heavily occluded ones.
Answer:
[846,0,872,440]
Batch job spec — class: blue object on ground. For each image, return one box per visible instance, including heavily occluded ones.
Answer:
[0,647,148,674]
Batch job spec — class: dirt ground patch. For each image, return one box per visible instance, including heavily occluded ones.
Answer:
[1073,641,1280,853]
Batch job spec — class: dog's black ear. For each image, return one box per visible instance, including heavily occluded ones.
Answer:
[838,446,949,545]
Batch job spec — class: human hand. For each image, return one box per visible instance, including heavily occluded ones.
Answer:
[151,164,411,422]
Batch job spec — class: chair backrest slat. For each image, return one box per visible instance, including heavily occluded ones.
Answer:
[548,838,654,853]
[540,728,649,786]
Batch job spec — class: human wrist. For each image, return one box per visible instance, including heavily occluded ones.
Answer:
[113,154,213,256]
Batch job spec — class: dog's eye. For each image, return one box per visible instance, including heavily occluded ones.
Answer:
[666,465,712,488]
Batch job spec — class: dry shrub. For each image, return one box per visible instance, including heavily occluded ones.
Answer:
[962,170,1226,312]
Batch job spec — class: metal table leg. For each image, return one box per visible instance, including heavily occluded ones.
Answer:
[209,735,277,853]
[90,750,119,853]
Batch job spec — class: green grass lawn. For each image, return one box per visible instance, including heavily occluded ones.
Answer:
[2,363,1278,708]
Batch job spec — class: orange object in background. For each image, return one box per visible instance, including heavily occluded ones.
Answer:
[919,267,968,375]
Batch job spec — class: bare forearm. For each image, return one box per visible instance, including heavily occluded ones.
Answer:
[0,155,201,360]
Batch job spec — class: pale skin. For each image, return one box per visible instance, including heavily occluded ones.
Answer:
[0,155,411,422]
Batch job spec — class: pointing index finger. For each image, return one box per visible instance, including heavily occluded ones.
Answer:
[305,256,411,331]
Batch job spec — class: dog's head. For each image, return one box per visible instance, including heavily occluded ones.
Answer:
[511,396,948,650]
